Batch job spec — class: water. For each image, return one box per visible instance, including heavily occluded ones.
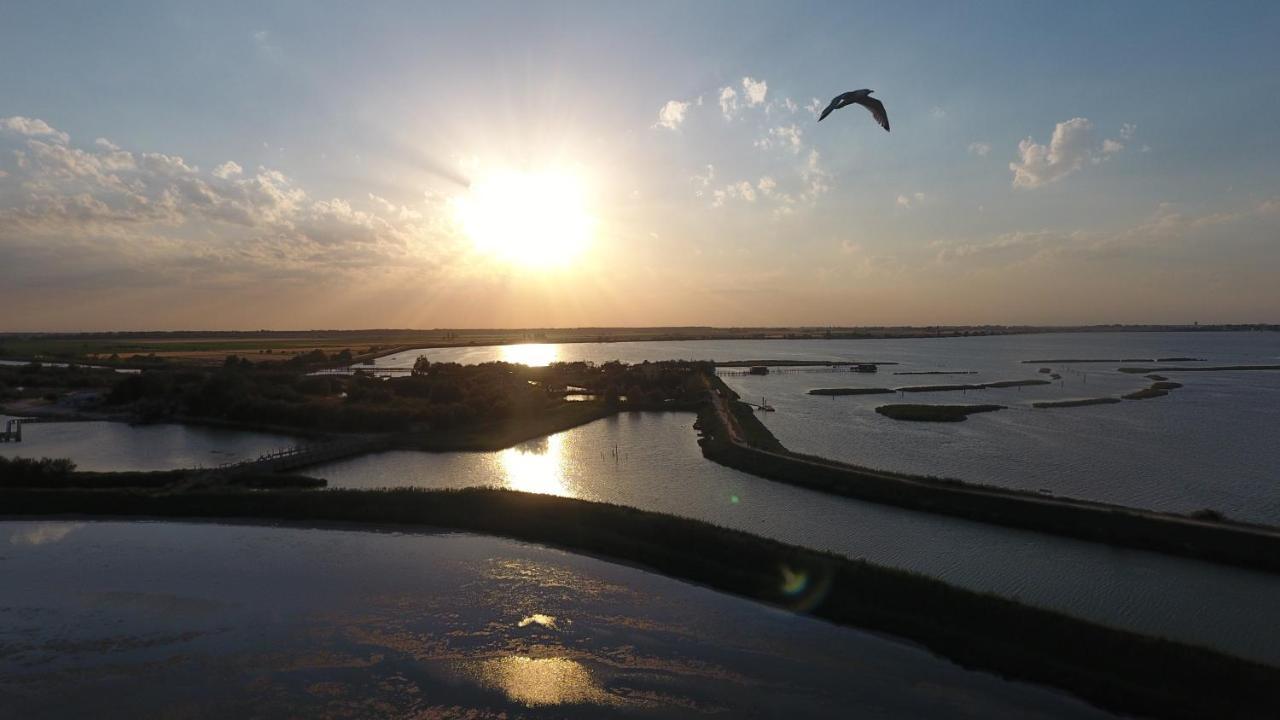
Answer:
[371,332,1280,524]
[0,520,1112,719]
[310,412,1280,665]
[0,415,299,472]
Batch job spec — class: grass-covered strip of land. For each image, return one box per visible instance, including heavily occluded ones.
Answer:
[1119,365,1280,373]
[1023,357,1205,364]
[1122,380,1186,401]
[1033,397,1123,409]
[808,387,895,396]
[0,455,325,490]
[894,379,1050,392]
[703,374,1280,573]
[892,371,977,375]
[875,404,1006,422]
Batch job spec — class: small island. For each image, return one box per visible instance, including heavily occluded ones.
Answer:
[875,404,1006,422]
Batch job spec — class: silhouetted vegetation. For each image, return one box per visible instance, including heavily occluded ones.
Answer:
[101,359,709,435]
[0,456,76,487]
[808,387,894,396]
[1190,508,1228,522]
[875,404,1005,421]
[1033,397,1123,408]
[5,485,1278,720]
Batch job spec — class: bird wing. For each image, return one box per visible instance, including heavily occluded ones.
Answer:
[854,95,890,132]
[817,96,842,122]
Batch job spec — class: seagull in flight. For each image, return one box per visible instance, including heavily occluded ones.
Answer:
[818,89,890,131]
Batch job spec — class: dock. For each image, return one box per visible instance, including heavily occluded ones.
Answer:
[1,418,22,442]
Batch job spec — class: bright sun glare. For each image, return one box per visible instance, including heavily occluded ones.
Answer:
[454,169,594,268]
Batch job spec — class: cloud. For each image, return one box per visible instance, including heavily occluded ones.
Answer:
[936,198,1280,269]
[742,76,768,106]
[654,100,690,130]
[896,192,926,209]
[1120,123,1137,140]
[0,117,455,296]
[1010,117,1113,188]
[755,124,803,153]
[94,137,120,151]
[212,160,244,179]
[930,106,947,119]
[968,141,992,157]
[718,86,739,118]
[712,180,757,206]
[1101,138,1124,155]
[690,164,715,197]
[757,176,777,196]
[1,116,69,144]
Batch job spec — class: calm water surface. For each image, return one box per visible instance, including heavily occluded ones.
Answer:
[0,416,298,472]
[0,521,1113,719]
[375,332,1280,523]
[311,412,1280,665]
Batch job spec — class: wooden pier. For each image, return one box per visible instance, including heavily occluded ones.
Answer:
[210,435,394,477]
[1,418,22,442]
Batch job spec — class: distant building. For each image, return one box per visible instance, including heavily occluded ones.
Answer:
[748,366,770,375]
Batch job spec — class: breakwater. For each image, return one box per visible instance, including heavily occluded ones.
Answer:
[699,374,1280,574]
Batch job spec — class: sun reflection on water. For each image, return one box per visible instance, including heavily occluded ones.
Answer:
[501,343,559,367]
[498,435,572,497]
[468,656,613,707]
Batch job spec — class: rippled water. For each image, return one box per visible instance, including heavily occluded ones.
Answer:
[0,521,1112,719]
[372,332,1280,524]
[0,416,299,471]
[311,412,1280,665]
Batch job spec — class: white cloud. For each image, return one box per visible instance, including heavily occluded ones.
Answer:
[1120,123,1137,140]
[212,160,244,179]
[1010,117,1110,189]
[1102,138,1124,155]
[0,117,452,294]
[94,137,120,151]
[806,97,823,115]
[1,116,70,144]
[968,142,992,157]
[711,180,758,207]
[654,99,690,130]
[742,76,768,106]
[690,164,715,197]
[930,106,947,119]
[718,86,739,118]
[896,192,926,209]
[757,176,777,196]
[755,124,804,153]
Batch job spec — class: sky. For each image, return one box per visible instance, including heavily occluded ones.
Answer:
[2,1,1278,331]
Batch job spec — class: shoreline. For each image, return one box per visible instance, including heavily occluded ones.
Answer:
[700,373,1280,573]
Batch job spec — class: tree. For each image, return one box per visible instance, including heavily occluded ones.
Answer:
[412,355,431,376]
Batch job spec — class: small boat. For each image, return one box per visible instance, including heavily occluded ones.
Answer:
[757,397,776,412]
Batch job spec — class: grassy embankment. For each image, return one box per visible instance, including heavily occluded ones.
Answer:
[810,379,1049,396]
[1033,397,1123,409]
[1119,365,1280,373]
[875,404,1005,421]
[703,374,1280,573]
[3,486,1278,720]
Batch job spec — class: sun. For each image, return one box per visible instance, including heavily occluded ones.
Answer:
[453,168,594,268]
